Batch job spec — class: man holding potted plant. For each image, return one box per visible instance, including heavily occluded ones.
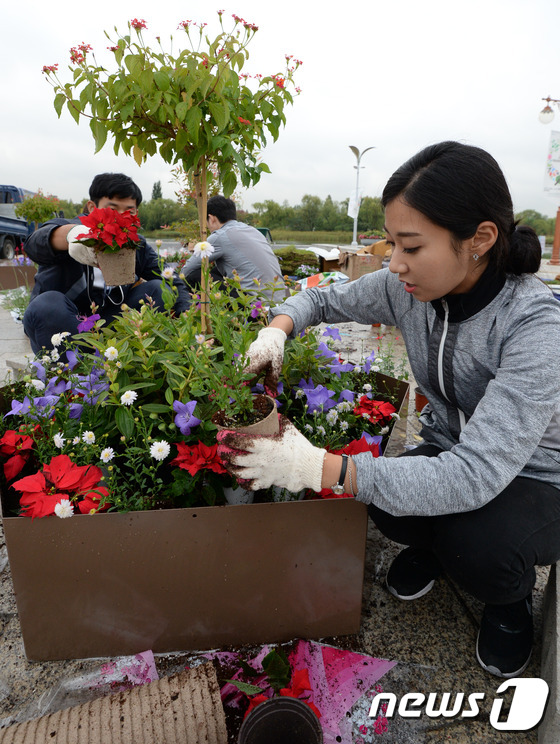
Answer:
[181,195,287,302]
[22,173,191,353]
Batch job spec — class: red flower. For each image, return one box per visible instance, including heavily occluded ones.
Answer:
[353,396,396,424]
[12,455,108,518]
[0,430,34,481]
[171,441,227,476]
[130,18,147,30]
[77,486,110,514]
[279,668,321,718]
[77,207,140,251]
[238,116,251,125]
[243,693,269,719]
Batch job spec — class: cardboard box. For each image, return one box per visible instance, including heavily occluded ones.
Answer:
[0,373,408,661]
[339,240,389,281]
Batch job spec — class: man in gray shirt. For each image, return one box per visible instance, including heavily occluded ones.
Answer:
[182,195,286,301]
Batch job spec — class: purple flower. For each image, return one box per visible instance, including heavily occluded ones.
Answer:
[45,377,71,396]
[65,349,79,370]
[363,351,377,374]
[338,389,355,403]
[77,313,101,332]
[323,326,342,341]
[173,400,202,436]
[69,402,83,419]
[315,342,337,362]
[304,384,337,413]
[3,396,32,418]
[250,301,263,319]
[252,381,284,396]
[328,360,355,377]
[361,431,383,456]
[31,360,47,382]
[33,395,60,418]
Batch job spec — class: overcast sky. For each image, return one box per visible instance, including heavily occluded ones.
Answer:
[3,0,560,217]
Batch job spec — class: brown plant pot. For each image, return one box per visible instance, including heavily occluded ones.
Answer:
[415,388,429,413]
[95,247,137,286]
[212,394,279,436]
[0,264,36,291]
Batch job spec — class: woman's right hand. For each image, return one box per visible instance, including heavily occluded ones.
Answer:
[245,326,287,395]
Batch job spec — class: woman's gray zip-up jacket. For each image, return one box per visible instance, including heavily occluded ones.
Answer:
[270,268,560,517]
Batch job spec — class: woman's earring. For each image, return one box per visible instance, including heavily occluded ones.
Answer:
[472,253,480,261]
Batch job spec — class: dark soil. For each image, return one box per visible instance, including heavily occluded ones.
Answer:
[212,394,274,428]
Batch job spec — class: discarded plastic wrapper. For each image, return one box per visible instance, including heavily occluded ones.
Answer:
[297,271,349,290]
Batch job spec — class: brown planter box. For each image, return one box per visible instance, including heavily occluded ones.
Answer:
[1,498,368,661]
[0,373,408,662]
[0,264,36,291]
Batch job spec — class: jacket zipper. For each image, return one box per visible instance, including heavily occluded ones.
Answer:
[437,299,466,431]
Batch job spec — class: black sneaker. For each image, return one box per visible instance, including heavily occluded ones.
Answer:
[476,594,533,678]
[386,547,442,600]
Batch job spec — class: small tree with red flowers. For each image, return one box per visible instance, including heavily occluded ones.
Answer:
[42,13,301,242]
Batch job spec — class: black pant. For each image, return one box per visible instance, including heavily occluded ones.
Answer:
[368,444,560,604]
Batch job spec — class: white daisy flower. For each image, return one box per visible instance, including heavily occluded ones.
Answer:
[54,499,74,519]
[120,390,138,406]
[295,389,305,399]
[192,241,215,258]
[100,447,115,463]
[41,355,51,365]
[29,379,45,391]
[380,426,390,435]
[304,424,314,433]
[326,409,338,425]
[53,432,65,449]
[150,440,171,461]
[72,436,81,445]
[51,332,70,347]
[316,425,326,436]
[162,267,174,280]
[353,365,361,373]
[50,349,60,362]
[104,346,118,361]
[362,383,372,392]
[82,430,96,444]
[339,420,349,431]
[371,364,380,372]
[195,334,205,344]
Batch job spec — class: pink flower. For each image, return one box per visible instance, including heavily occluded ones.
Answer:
[130,18,147,30]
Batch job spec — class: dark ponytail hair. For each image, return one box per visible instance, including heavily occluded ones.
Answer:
[381,141,541,276]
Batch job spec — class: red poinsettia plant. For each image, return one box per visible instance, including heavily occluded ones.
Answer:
[76,207,141,253]
[9,453,109,519]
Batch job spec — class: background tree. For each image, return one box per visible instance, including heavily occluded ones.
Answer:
[151,181,163,200]
[14,190,60,229]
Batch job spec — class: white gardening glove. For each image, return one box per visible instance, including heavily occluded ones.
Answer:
[67,224,99,266]
[217,415,327,492]
[245,326,287,396]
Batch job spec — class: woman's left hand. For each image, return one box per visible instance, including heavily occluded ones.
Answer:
[216,415,327,492]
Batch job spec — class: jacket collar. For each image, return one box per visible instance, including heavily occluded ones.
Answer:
[431,266,506,322]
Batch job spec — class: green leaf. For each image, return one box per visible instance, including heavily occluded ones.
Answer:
[68,100,81,125]
[208,100,229,133]
[141,403,170,413]
[176,128,190,154]
[165,387,175,406]
[90,119,108,153]
[222,170,237,198]
[175,100,189,121]
[262,648,291,692]
[54,93,66,118]
[225,680,264,696]
[133,144,144,166]
[185,106,202,144]
[153,71,170,91]
[115,407,135,439]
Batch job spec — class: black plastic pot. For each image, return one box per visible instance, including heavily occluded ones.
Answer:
[238,698,323,744]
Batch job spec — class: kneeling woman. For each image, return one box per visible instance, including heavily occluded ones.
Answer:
[218,141,560,679]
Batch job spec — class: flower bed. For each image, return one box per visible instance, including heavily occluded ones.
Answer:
[0,277,409,659]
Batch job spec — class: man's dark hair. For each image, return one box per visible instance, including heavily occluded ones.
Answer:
[89,173,143,206]
[207,195,237,223]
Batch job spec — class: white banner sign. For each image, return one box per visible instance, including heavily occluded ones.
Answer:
[347,189,361,219]
[544,130,560,194]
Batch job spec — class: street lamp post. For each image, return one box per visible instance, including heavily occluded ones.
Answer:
[349,145,375,246]
[539,96,560,265]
